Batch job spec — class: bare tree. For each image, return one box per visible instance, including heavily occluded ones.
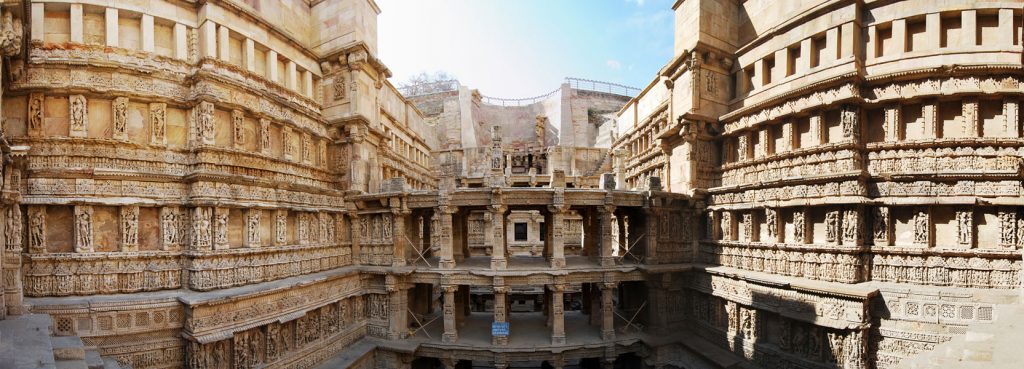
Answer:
[398,71,458,96]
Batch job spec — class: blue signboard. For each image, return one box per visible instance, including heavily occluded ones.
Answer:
[491,321,509,336]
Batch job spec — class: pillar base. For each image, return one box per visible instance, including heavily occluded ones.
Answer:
[552,335,566,345]
[550,257,566,268]
[599,257,615,267]
[601,329,615,341]
[490,258,507,269]
[439,259,456,269]
[492,335,508,346]
[442,332,458,343]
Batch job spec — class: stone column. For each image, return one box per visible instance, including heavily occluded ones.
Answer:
[645,207,659,263]
[490,205,508,269]
[173,23,188,60]
[442,285,458,343]
[600,282,616,340]
[69,4,83,43]
[647,277,670,334]
[598,205,616,267]
[104,8,118,47]
[387,276,407,340]
[243,38,256,72]
[548,205,568,268]
[551,284,566,344]
[438,206,456,269]
[492,286,509,346]
[392,206,409,267]
[348,212,361,263]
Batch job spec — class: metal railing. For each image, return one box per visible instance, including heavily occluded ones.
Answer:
[565,77,641,97]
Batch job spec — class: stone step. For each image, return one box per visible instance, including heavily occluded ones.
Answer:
[84,349,104,369]
[900,303,1024,369]
[54,359,89,369]
[0,314,57,369]
[51,336,86,361]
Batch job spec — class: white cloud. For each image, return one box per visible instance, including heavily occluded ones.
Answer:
[606,59,622,69]
[626,0,646,6]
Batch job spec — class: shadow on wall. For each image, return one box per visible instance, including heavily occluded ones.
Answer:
[687,275,860,369]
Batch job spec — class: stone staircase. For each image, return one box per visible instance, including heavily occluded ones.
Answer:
[899,303,1024,369]
[0,314,124,369]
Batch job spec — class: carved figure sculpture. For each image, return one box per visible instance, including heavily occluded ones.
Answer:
[28,93,42,134]
[113,97,128,140]
[69,95,88,136]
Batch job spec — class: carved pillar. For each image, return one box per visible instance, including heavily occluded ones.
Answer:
[386,276,407,340]
[884,104,900,142]
[213,207,229,250]
[1004,99,1020,138]
[438,206,456,269]
[390,204,409,267]
[598,205,616,267]
[27,206,46,254]
[963,98,979,137]
[120,206,139,252]
[348,212,361,263]
[442,285,458,343]
[550,284,566,345]
[490,205,507,269]
[645,207,660,263]
[493,285,509,346]
[548,205,568,268]
[600,282,616,340]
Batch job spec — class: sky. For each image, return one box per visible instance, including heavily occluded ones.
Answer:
[376,0,676,98]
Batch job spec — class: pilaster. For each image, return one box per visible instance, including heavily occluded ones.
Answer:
[442,285,458,343]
